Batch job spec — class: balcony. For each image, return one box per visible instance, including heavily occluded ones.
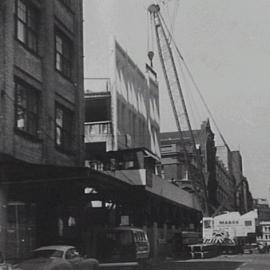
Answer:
[84,121,112,143]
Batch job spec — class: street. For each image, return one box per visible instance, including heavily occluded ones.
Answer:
[149,254,270,270]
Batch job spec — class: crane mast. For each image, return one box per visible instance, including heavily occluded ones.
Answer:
[148,4,209,216]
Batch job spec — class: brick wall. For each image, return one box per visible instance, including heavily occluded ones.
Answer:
[0,0,84,166]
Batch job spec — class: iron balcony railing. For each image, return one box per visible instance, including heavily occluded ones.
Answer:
[84,121,112,144]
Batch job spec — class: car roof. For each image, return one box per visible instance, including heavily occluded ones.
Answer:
[34,245,75,252]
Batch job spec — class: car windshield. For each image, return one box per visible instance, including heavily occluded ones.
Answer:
[30,249,64,259]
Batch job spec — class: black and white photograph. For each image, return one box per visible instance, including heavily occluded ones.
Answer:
[1,0,270,269]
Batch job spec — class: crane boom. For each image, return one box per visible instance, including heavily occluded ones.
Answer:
[148,4,209,216]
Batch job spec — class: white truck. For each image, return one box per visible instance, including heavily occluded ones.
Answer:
[202,210,258,246]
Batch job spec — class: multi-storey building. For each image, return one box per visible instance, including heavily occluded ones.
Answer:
[215,158,235,211]
[160,120,218,211]
[254,198,270,222]
[85,40,160,167]
[242,177,254,212]
[0,0,84,258]
[216,146,253,213]
[230,151,244,211]
[257,221,270,246]
[84,38,203,258]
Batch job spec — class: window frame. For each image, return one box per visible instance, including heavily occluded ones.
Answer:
[244,220,252,226]
[14,0,39,54]
[14,78,41,139]
[55,29,73,80]
[55,103,74,153]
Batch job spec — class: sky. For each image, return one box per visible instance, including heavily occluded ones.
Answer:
[83,0,270,200]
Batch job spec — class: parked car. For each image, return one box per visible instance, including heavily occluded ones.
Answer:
[0,262,11,270]
[97,227,150,269]
[12,245,99,270]
[0,252,12,270]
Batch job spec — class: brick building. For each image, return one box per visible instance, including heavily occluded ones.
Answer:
[216,146,253,213]
[160,120,218,212]
[230,151,244,212]
[0,0,84,258]
[215,157,235,211]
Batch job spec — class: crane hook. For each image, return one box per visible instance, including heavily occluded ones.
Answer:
[148,51,154,68]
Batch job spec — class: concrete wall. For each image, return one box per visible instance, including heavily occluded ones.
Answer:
[111,40,160,157]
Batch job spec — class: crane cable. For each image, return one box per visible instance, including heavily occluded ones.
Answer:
[159,9,207,146]
[159,8,245,214]
[159,12,231,152]
[161,12,244,214]
[170,0,180,40]
[160,0,180,44]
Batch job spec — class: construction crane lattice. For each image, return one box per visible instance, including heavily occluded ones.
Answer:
[148,4,209,216]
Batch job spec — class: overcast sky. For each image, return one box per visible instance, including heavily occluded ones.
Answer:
[83,0,270,200]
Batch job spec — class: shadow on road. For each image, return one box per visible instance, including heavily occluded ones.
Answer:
[153,261,243,270]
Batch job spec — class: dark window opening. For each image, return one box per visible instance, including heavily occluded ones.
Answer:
[15,0,39,53]
[85,97,111,122]
[55,29,73,79]
[55,103,74,151]
[15,78,40,137]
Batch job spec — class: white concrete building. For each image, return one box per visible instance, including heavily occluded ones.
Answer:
[257,221,270,246]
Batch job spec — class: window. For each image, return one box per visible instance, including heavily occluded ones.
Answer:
[55,30,73,79]
[15,0,39,52]
[15,79,40,137]
[31,249,63,259]
[65,248,80,260]
[55,103,74,151]
[203,220,212,229]
[245,220,252,226]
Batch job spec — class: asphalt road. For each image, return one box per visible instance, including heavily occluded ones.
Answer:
[150,254,270,270]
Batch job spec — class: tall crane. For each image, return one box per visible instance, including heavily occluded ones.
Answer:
[148,4,210,216]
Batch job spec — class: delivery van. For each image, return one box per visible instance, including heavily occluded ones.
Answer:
[97,227,150,269]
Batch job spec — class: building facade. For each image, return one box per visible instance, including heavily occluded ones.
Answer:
[230,151,244,212]
[257,221,270,246]
[216,146,253,213]
[215,158,235,211]
[83,39,203,258]
[1,0,84,166]
[85,40,160,167]
[160,120,218,212]
[0,0,84,258]
[254,198,270,222]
